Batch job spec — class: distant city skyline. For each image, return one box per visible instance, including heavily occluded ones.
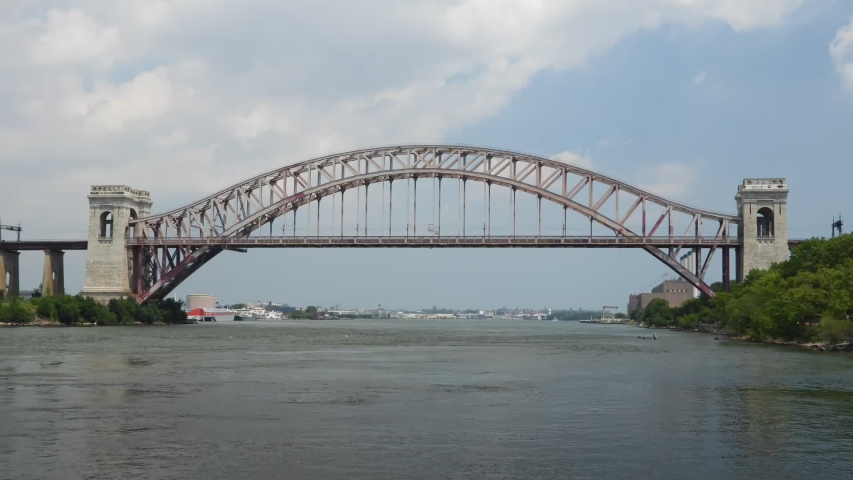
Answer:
[217,298,602,314]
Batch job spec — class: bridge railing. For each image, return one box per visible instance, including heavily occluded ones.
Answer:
[126,235,743,247]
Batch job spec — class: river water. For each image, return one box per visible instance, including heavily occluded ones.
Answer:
[1,319,852,479]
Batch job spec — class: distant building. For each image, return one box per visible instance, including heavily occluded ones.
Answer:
[678,252,700,299]
[270,305,297,314]
[186,294,216,310]
[628,279,695,314]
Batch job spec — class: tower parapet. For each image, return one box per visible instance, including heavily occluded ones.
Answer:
[81,185,152,303]
[736,178,789,278]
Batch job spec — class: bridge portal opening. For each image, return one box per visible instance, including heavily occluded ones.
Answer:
[757,207,774,238]
[127,209,138,238]
[100,212,113,239]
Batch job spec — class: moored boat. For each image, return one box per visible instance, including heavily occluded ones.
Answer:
[186,307,237,322]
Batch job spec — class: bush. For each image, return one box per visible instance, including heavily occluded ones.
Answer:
[676,313,699,331]
[75,295,117,325]
[0,297,34,324]
[137,305,164,324]
[31,297,58,321]
[3,295,187,326]
[55,296,81,324]
[156,298,189,324]
[818,315,853,346]
[108,298,139,323]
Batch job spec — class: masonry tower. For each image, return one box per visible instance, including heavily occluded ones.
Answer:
[735,178,789,281]
[81,186,152,303]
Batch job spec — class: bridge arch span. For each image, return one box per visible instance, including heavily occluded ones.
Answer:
[130,145,740,302]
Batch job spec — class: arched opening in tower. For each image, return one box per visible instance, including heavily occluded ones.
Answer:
[757,207,774,239]
[100,211,114,239]
[127,209,138,238]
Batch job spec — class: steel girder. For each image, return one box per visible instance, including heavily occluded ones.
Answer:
[132,146,740,301]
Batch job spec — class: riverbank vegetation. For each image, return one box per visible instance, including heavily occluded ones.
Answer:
[288,306,319,320]
[630,235,853,346]
[0,295,189,325]
[547,309,609,321]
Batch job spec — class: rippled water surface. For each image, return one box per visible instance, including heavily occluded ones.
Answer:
[1,319,852,479]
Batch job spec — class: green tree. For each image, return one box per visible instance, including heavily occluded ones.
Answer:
[818,315,852,346]
[676,313,700,331]
[54,296,81,324]
[630,308,645,323]
[108,298,139,324]
[156,298,189,324]
[74,295,116,324]
[0,297,34,324]
[644,299,673,327]
[31,297,57,321]
[137,305,163,324]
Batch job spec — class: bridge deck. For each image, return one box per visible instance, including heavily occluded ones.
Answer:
[129,235,743,248]
[0,237,811,251]
[0,240,88,251]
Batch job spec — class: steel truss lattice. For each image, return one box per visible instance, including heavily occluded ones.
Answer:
[130,145,740,302]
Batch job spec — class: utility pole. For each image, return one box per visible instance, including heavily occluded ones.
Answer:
[0,219,22,242]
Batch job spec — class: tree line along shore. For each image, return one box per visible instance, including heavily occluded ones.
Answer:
[630,235,853,349]
[0,295,189,326]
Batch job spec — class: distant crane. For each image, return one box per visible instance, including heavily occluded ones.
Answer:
[0,219,22,242]
[832,215,843,238]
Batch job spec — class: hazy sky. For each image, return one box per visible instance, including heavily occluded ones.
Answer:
[2,1,853,310]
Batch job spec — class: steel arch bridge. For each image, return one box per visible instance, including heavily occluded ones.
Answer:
[128,145,741,303]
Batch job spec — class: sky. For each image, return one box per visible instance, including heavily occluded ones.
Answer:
[2,0,853,310]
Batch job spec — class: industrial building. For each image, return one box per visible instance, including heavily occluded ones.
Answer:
[627,279,696,314]
[186,294,216,310]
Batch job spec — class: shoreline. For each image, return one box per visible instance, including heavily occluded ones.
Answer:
[0,320,188,327]
[630,323,852,352]
[722,336,853,352]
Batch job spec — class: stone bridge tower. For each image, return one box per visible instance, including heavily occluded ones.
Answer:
[81,186,152,303]
[736,178,789,281]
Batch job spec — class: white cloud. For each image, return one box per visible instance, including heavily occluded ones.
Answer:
[638,164,697,198]
[685,0,811,31]
[84,67,173,132]
[0,1,810,237]
[152,129,188,149]
[830,16,853,89]
[28,8,121,67]
[693,71,707,85]
[551,151,594,171]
